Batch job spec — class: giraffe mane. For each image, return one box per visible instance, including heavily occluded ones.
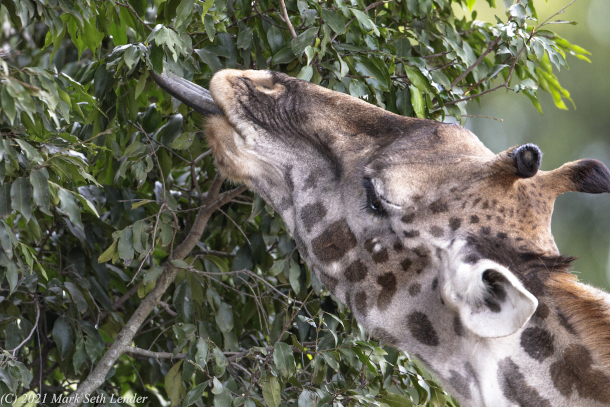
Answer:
[548,273,610,371]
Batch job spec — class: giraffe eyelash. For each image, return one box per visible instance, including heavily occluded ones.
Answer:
[362,177,388,217]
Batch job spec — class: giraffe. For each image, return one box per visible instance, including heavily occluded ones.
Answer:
[152,69,610,407]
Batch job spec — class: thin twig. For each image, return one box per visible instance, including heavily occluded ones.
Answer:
[11,302,40,356]
[279,0,297,38]
[450,36,501,89]
[115,2,152,30]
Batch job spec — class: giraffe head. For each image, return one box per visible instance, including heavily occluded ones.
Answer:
[154,69,610,404]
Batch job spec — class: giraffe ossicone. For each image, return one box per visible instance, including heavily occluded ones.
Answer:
[153,68,610,407]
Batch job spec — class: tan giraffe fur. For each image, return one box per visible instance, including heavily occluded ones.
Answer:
[155,69,610,406]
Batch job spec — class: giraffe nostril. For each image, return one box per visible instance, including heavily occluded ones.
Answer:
[513,143,542,178]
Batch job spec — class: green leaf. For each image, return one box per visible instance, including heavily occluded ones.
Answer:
[203,14,216,42]
[298,389,317,407]
[297,66,314,81]
[118,227,135,262]
[215,302,234,332]
[262,376,281,407]
[14,139,43,165]
[52,316,74,360]
[182,382,207,407]
[175,0,195,33]
[98,242,117,263]
[165,361,185,407]
[321,9,345,35]
[65,282,88,314]
[273,342,296,379]
[356,57,390,91]
[237,25,253,50]
[350,9,380,36]
[289,259,301,293]
[0,184,11,219]
[291,27,319,56]
[10,178,32,223]
[195,337,209,366]
[378,392,415,407]
[404,65,432,93]
[272,47,296,65]
[57,186,82,228]
[30,169,51,215]
[410,85,425,118]
[169,132,195,150]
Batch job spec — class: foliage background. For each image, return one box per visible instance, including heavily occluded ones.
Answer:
[0,0,603,406]
[464,0,610,291]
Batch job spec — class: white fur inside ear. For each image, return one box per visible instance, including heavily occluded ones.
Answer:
[441,259,538,338]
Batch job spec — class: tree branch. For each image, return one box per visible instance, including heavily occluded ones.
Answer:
[279,0,297,38]
[59,175,242,407]
[331,1,389,42]
[123,346,187,359]
[450,36,501,89]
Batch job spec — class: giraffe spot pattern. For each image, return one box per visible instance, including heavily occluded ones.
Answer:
[318,271,338,292]
[311,220,357,262]
[401,258,413,272]
[453,315,464,337]
[520,326,555,361]
[404,230,420,238]
[408,283,421,296]
[377,272,397,310]
[407,311,439,346]
[430,226,444,237]
[429,199,449,214]
[371,327,399,346]
[300,202,327,232]
[345,260,368,283]
[470,215,479,224]
[401,213,415,223]
[550,344,610,403]
[372,248,389,263]
[449,217,462,231]
[498,358,552,407]
[355,291,367,315]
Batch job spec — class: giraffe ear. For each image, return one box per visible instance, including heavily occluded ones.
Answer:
[441,259,538,338]
[541,159,610,195]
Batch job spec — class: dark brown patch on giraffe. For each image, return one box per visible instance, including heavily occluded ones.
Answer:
[498,358,552,407]
[372,327,399,346]
[470,215,479,224]
[407,312,439,346]
[520,327,555,362]
[453,315,464,337]
[364,238,375,253]
[393,240,404,252]
[472,197,482,207]
[311,220,357,262]
[319,271,338,292]
[345,260,368,283]
[429,199,449,214]
[303,171,317,191]
[355,291,367,315]
[496,232,508,239]
[557,311,577,335]
[431,277,438,291]
[377,272,397,310]
[404,230,420,238]
[480,226,491,235]
[449,217,462,231]
[300,202,327,232]
[401,213,415,224]
[430,226,444,237]
[550,344,610,403]
[482,200,489,210]
[533,302,550,320]
[408,283,421,296]
[372,248,389,264]
[448,369,472,400]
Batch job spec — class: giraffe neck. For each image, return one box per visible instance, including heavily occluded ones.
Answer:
[407,277,610,407]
